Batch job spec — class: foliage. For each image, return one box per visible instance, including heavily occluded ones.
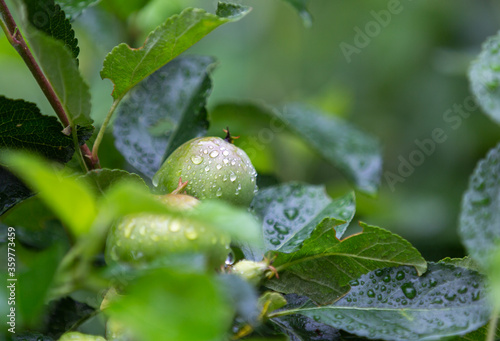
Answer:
[0,1,499,340]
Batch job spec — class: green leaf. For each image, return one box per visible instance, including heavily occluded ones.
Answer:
[100,2,250,101]
[282,0,312,27]
[26,31,92,126]
[458,142,500,269]
[23,0,80,60]
[469,30,500,125]
[2,151,98,237]
[0,97,81,162]
[0,166,32,216]
[251,183,355,253]
[439,256,482,273]
[98,0,150,21]
[113,55,214,178]
[18,245,64,326]
[265,222,427,305]
[280,104,382,195]
[42,297,94,339]
[56,0,101,18]
[77,168,147,195]
[452,323,500,341]
[105,268,234,341]
[278,263,490,341]
[210,102,382,195]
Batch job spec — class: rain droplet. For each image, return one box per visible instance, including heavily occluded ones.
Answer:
[210,150,219,158]
[191,155,203,164]
[396,271,405,281]
[284,208,299,220]
[458,286,468,294]
[205,166,210,172]
[216,164,222,170]
[349,279,359,286]
[223,150,229,156]
[383,275,391,283]
[225,250,235,265]
[367,290,375,298]
[270,238,280,246]
[230,173,237,182]
[401,283,416,299]
[445,293,456,301]
[274,223,290,234]
[216,188,223,197]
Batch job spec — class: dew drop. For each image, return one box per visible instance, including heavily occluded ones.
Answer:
[375,269,384,277]
[191,155,203,164]
[210,150,219,158]
[367,289,375,298]
[216,164,222,170]
[205,166,210,172]
[216,188,223,197]
[274,223,290,234]
[349,279,359,286]
[225,250,235,265]
[396,271,405,281]
[458,286,468,294]
[230,173,237,182]
[223,150,229,156]
[284,208,299,220]
[270,238,280,246]
[401,283,416,299]
[444,293,456,301]
[383,275,391,283]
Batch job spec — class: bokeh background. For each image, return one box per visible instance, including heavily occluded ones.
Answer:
[2,0,500,261]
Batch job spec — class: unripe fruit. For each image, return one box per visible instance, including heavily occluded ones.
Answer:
[231,259,270,286]
[105,193,230,269]
[153,136,258,207]
[58,332,106,341]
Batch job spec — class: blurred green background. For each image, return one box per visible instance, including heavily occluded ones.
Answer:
[2,0,500,261]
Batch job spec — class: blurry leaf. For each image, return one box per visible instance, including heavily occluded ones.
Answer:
[250,183,355,254]
[99,0,150,21]
[277,263,490,341]
[259,292,288,315]
[56,0,101,18]
[280,104,382,195]
[452,322,500,340]
[23,0,80,60]
[102,182,261,243]
[439,257,482,273]
[265,222,427,305]
[469,30,500,125]
[101,2,250,101]
[458,142,500,269]
[77,168,147,195]
[3,197,54,231]
[2,151,98,237]
[42,297,94,339]
[106,268,234,341]
[26,31,92,126]
[17,245,64,326]
[113,56,214,178]
[0,97,81,162]
[281,0,312,27]
[0,165,32,216]
[210,102,382,195]
[218,274,259,325]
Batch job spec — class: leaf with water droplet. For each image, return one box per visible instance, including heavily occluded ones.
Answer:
[469,31,500,125]
[459,142,500,269]
[264,222,426,305]
[113,56,214,178]
[248,183,356,257]
[274,263,491,340]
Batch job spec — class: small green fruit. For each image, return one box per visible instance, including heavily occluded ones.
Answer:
[153,136,258,207]
[105,194,230,269]
[231,259,270,286]
[58,332,106,341]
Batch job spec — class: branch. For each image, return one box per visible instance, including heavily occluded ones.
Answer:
[0,0,97,170]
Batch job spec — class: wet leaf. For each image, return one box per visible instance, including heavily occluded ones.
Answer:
[77,168,147,195]
[264,222,427,305]
[250,183,355,255]
[282,0,312,27]
[469,30,500,125]
[101,2,250,101]
[276,263,490,340]
[459,142,500,269]
[113,56,214,178]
